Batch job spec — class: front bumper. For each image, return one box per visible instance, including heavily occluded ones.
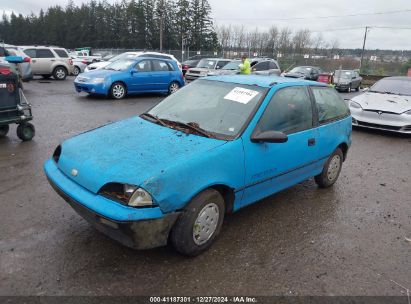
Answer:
[74,81,107,95]
[335,83,350,90]
[350,108,411,134]
[44,160,180,249]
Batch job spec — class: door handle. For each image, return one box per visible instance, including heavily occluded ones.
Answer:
[308,138,316,146]
[50,59,56,61]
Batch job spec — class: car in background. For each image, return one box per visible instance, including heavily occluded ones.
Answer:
[0,44,33,82]
[185,58,231,82]
[45,75,351,256]
[283,66,322,81]
[208,58,281,76]
[21,46,74,80]
[69,50,102,63]
[349,76,411,134]
[85,52,182,73]
[182,59,200,75]
[334,70,362,92]
[74,57,184,99]
[71,57,88,76]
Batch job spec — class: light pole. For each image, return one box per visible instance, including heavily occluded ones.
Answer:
[359,26,370,72]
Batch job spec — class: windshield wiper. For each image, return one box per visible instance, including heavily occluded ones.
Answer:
[140,113,168,127]
[163,119,216,139]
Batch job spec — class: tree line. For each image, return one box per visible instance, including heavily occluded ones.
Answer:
[0,0,218,50]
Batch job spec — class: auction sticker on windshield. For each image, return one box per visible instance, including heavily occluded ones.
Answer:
[224,87,260,104]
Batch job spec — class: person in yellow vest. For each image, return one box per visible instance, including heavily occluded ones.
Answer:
[239,55,251,75]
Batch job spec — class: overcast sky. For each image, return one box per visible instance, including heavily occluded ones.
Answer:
[2,0,411,49]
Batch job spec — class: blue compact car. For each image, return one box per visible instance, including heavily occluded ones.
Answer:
[45,75,352,256]
[74,57,184,99]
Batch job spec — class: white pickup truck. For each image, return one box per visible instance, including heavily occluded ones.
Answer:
[70,50,102,63]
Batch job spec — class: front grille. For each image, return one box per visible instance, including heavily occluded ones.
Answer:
[403,125,411,131]
[357,120,402,131]
[189,70,201,74]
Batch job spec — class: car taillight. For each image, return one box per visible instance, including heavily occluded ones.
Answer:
[81,60,88,64]
[69,59,73,65]
[0,67,11,75]
[183,65,188,69]
[23,57,31,63]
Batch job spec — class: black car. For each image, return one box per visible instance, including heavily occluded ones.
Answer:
[283,66,322,81]
[334,70,362,92]
[182,59,200,76]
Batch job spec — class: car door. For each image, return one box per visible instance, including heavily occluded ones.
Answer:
[240,85,319,208]
[33,48,56,74]
[216,60,230,70]
[23,49,41,74]
[252,61,270,75]
[127,59,153,92]
[149,59,172,91]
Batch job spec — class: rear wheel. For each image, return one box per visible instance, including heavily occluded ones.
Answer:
[110,82,126,99]
[53,66,67,80]
[0,125,9,137]
[170,189,225,256]
[315,148,343,188]
[16,123,35,141]
[168,82,180,95]
[73,66,81,76]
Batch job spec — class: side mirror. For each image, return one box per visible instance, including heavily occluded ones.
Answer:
[5,56,24,63]
[251,131,288,144]
[130,69,138,74]
[216,66,221,69]
[352,76,356,80]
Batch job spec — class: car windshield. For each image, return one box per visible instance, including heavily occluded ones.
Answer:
[104,59,135,71]
[108,53,140,62]
[334,71,352,79]
[290,67,311,74]
[146,79,268,139]
[370,78,411,96]
[222,61,241,70]
[197,59,217,69]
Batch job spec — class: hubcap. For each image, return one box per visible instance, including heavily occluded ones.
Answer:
[73,67,80,76]
[56,69,65,79]
[169,83,179,94]
[112,85,125,98]
[327,155,341,181]
[193,203,220,246]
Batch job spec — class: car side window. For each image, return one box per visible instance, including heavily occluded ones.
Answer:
[53,49,69,58]
[254,61,270,71]
[136,60,152,72]
[37,49,55,58]
[256,86,313,135]
[23,49,36,58]
[216,61,229,69]
[152,60,171,72]
[269,61,279,70]
[311,87,350,124]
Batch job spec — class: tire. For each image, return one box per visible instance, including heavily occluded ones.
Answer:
[53,66,67,80]
[168,81,180,95]
[73,66,81,76]
[110,82,126,99]
[0,125,9,137]
[314,148,343,188]
[16,123,35,141]
[347,84,352,93]
[356,83,361,92]
[170,189,225,256]
[41,75,51,79]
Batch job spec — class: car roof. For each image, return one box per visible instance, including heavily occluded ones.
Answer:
[126,56,176,63]
[205,75,327,88]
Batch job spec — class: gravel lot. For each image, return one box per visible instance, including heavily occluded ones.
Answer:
[1,77,410,296]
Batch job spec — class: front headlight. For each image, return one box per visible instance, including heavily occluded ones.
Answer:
[99,183,154,208]
[91,77,105,84]
[350,101,363,109]
[200,72,208,76]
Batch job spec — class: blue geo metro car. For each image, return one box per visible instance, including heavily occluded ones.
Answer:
[45,75,352,256]
[74,57,184,99]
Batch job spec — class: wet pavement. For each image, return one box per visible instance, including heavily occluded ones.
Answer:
[0,77,410,296]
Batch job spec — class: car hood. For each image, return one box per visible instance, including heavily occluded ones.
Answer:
[351,92,411,114]
[57,117,227,194]
[86,61,110,70]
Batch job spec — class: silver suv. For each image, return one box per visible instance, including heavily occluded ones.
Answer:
[21,46,74,80]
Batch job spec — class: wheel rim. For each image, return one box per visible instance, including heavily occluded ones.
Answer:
[169,83,179,94]
[112,84,125,98]
[73,67,80,76]
[327,155,341,182]
[193,203,220,246]
[23,127,33,138]
[56,69,66,79]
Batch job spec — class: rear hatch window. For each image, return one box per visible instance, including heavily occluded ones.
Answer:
[54,49,69,58]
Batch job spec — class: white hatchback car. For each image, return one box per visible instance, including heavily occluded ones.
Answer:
[84,51,181,73]
[349,76,411,134]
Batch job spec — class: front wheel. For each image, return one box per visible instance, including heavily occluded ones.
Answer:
[356,83,361,91]
[16,123,35,141]
[110,82,126,99]
[168,82,180,95]
[0,125,10,137]
[170,189,225,256]
[53,67,67,80]
[315,148,343,188]
[73,66,81,76]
